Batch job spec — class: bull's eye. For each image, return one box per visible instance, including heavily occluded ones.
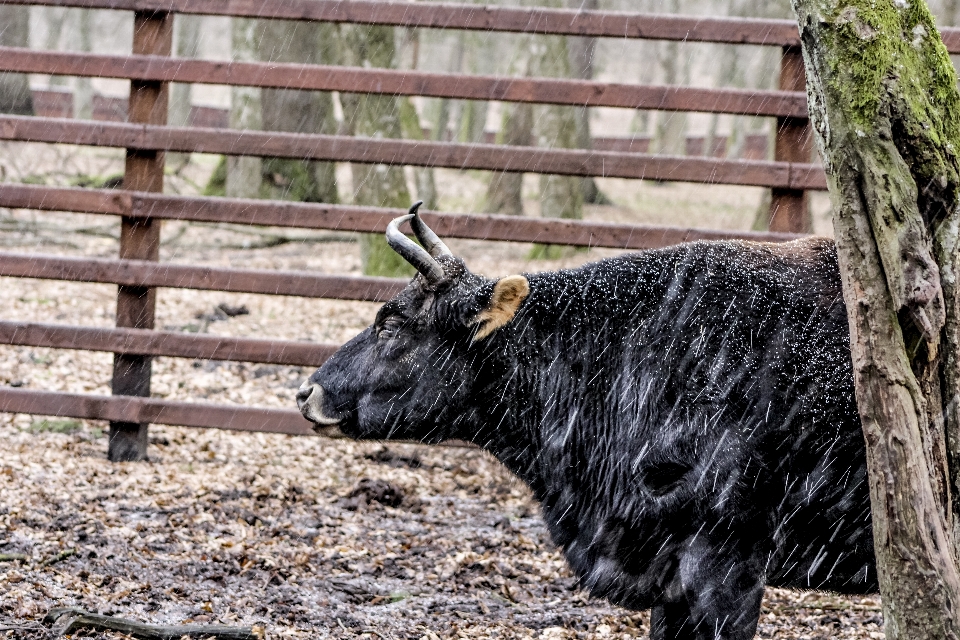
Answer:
[377,317,405,340]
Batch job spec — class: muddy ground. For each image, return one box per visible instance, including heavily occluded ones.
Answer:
[0,143,883,638]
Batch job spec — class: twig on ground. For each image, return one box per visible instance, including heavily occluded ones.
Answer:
[0,553,28,562]
[43,607,265,640]
[38,548,75,568]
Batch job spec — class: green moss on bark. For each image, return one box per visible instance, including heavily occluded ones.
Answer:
[821,0,960,218]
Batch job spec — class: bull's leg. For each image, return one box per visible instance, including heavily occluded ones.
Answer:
[650,534,766,640]
[649,600,701,639]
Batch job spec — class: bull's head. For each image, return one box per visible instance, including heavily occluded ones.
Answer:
[297,202,530,442]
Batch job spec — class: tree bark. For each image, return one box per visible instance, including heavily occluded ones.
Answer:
[0,5,33,115]
[791,0,960,636]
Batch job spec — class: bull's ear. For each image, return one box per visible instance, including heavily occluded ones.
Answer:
[471,275,529,342]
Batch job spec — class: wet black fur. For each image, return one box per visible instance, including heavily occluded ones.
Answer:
[306,237,875,640]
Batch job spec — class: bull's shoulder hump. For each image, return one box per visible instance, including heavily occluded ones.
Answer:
[518,236,840,305]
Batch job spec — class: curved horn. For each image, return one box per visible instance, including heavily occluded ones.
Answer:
[386,214,445,284]
[408,201,452,258]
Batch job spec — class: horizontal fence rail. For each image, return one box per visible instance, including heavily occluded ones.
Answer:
[8,0,960,52]
[0,251,406,302]
[0,387,315,435]
[0,184,806,248]
[0,387,476,447]
[0,116,828,189]
[0,0,804,45]
[0,47,808,118]
[0,320,338,366]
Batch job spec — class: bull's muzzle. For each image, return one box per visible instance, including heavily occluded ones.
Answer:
[296,381,341,427]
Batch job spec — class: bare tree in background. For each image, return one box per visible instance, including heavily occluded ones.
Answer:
[485,99,533,215]
[653,0,690,157]
[74,8,92,120]
[0,5,33,115]
[529,21,584,259]
[257,18,339,204]
[167,14,201,168]
[341,24,414,277]
[397,27,438,209]
[457,30,495,144]
[43,6,68,88]
[566,0,610,205]
[484,30,535,216]
[224,17,262,199]
[429,30,465,148]
[169,14,200,128]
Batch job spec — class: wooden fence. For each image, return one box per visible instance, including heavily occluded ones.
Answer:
[2,0,956,459]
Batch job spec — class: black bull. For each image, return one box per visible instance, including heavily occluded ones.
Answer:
[297,204,875,640]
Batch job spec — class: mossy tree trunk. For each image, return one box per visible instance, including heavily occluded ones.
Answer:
[341,24,414,277]
[257,19,339,204]
[792,0,960,636]
[0,5,33,115]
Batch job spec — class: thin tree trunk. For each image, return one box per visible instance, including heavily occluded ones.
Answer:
[565,0,609,205]
[0,5,33,115]
[444,31,467,143]
[74,9,92,120]
[484,31,533,215]
[225,17,261,199]
[168,14,200,167]
[458,31,492,144]
[529,18,584,258]
[791,0,960,637]
[485,100,533,215]
[654,42,690,155]
[170,14,200,127]
[44,7,68,87]
[341,24,414,277]
[257,18,338,203]
[399,28,438,209]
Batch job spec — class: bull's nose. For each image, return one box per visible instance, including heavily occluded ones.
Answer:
[297,381,341,425]
[296,382,314,410]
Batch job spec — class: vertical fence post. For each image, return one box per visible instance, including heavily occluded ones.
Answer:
[109,10,172,462]
[768,45,813,233]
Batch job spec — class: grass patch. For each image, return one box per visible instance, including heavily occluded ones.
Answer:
[29,419,83,435]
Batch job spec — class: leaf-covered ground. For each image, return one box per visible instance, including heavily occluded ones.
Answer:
[0,422,883,639]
